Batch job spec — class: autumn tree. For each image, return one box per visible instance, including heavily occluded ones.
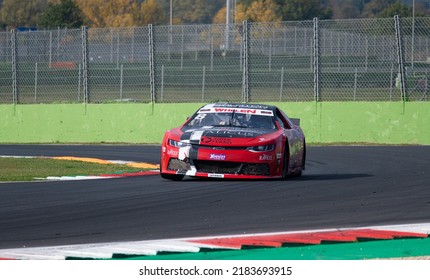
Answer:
[134,0,165,25]
[247,0,281,22]
[39,0,84,29]
[213,1,278,24]
[75,0,138,27]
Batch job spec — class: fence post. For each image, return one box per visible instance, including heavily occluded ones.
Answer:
[180,25,184,70]
[120,64,124,100]
[110,29,114,63]
[81,26,89,104]
[394,15,407,102]
[269,38,272,71]
[49,31,52,67]
[78,63,81,102]
[116,32,120,69]
[160,65,164,102]
[202,66,206,102]
[34,63,38,102]
[11,29,18,105]
[313,17,321,102]
[148,24,156,104]
[353,68,358,101]
[241,20,250,103]
[279,67,284,101]
[210,34,214,71]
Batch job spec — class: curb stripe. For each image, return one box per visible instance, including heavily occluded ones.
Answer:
[1,223,429,260]
[51,156,159,169]
[0,155,160,171]
[188,229,429,249]
[44,171,159,181]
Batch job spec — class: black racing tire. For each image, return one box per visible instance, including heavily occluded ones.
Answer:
[160,156,184,181]
[301,142,306,170]
[160,172,184,181]
[291,143,306,177]
[282,144,289,179]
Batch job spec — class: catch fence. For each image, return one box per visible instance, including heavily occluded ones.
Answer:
[1,16,429,104]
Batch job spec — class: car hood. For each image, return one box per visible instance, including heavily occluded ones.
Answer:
[178,126,277,145]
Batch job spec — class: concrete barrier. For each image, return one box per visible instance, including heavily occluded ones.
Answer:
[0,102,429,144]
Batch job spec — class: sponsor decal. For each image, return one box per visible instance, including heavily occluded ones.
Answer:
[205,130,257,137]
[167,149,178,157]
[198,107,274,116]
[209,154,226,160]
[200,137,232,145]
[214,108,257,114]
[213,103,271,110]
[276,153,282,159]
[261,110,273,115]
[208,173,224,178]
[259,154,273,161]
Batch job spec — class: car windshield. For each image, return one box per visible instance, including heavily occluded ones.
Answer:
[184,108,276,130]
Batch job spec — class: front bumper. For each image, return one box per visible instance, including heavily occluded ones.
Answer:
[162,145,281,179]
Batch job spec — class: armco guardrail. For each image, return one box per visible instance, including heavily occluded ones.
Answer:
[0,102,429,145]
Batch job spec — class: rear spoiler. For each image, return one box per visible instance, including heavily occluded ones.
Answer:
[290,118,300,126]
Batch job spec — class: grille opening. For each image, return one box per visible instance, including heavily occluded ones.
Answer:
[194,160,270,176]
[167,158,191,172]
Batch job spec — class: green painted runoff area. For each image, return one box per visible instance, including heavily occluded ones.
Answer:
[111,237,430,260]
[0,102,429,144]
[1,102,429,260]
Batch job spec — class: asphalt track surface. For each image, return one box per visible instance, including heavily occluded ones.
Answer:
[0,145,429,250]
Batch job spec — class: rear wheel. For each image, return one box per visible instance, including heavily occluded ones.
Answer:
[281,145,289,179]
[291,144,306,177]
[301,142,306,170]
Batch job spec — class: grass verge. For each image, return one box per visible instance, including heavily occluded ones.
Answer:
[0,158,143,182]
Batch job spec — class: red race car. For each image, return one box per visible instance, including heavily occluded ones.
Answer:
[160,103,306,180]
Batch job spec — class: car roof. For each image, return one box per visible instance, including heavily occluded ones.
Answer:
[202,103,277,111]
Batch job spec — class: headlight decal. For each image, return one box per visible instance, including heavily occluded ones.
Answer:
[169,139,190,148]
[247,144,275,152]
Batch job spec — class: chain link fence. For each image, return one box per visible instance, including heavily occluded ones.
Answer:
[0,17,429,104]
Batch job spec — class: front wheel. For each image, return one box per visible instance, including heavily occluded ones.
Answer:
[160,156,184,181]
[160,172,184,181]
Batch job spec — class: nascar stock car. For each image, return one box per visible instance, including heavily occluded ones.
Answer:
[160,103,306,180]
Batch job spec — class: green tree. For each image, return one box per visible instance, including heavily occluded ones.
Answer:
[279,0,332,21]
[39,0,84,29]
[171,0,224,24]
[0,0,47,28]
[329,0,362,19]
[362,0,396,18]
[378,2,412,18]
